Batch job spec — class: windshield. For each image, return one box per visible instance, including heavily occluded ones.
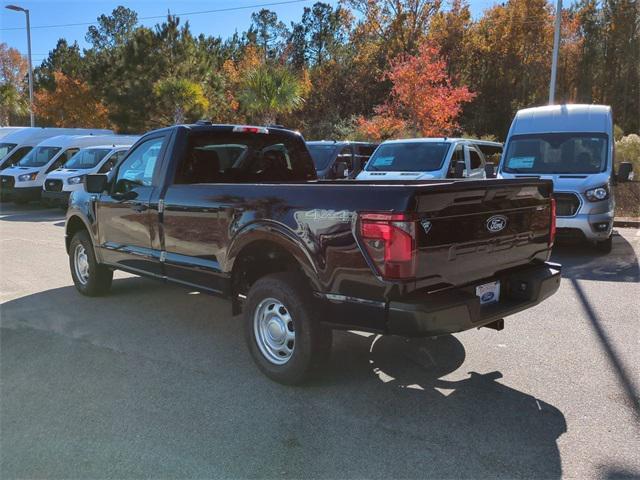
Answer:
[365,142,450,172]
[64,148,112,169]
[307,144,337,170]
[0,143,17,159]
[18,146,62,168]
[503,133,608,174]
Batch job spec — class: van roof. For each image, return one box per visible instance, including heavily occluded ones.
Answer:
[34,134,138,149]
[510,104,612,135]
[0,127,113,146]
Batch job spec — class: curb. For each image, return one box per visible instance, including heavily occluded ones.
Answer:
[613,218,640,228]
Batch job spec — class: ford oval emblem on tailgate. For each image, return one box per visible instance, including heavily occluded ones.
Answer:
[486,215,507,233]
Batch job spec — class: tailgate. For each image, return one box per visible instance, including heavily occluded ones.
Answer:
[412,180,554,287]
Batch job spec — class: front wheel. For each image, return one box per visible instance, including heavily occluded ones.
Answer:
[69,230,113,296]
[244,272,332,385]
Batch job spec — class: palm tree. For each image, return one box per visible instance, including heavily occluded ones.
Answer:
[238,65,304,125]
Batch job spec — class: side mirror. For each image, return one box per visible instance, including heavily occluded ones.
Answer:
[617,162,633,182]
[333,161,348,178]
[454,161,466,178]
[484,163,496,178]
[85,174,108,194]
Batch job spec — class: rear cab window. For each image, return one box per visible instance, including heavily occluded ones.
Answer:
[174,130,316,184]
[365,142,451,173]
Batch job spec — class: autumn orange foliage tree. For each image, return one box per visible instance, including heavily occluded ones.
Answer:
[34,71,111,128]
[357,43,475,140]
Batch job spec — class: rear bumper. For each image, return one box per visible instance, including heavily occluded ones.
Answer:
[386,262,561,336]
[42,190,70,205]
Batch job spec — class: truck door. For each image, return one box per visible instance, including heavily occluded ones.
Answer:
[95,134,169,276]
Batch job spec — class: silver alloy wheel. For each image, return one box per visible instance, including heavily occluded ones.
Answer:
[74,243,90,285]
[254,297,295,365]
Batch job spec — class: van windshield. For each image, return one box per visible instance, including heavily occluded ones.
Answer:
[64,148,112,169]
[365,142,450,172]
[0,143,17,159]
[17,146,62,167]
[503,133,608,174]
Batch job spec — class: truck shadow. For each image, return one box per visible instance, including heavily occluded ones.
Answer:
[551,232,639,282]
[0,204,66,223]
[1,278,566,479]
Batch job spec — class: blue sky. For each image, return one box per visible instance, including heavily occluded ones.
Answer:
[0,0,495,66]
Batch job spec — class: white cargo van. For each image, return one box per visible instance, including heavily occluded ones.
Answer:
[0,127,112,171]
[499,104,614,252]
[0,127,27,140]
[0,134,122,203]
[355,138,502,181]
[42,138,138,206]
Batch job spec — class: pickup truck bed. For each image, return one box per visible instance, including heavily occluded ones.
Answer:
[65,124,560,384]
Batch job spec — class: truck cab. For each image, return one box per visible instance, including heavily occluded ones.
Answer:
[42,139,138,206]
[355,138,502,181]
[498,104,615,252]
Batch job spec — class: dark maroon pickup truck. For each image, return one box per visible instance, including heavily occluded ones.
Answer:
[65,124,560,384]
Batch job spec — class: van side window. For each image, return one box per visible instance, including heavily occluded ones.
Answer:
[174,131,315,184]
[469,148,483,170]
[448,144,464,177]
[4,146,32,167]
[47,148,79,173]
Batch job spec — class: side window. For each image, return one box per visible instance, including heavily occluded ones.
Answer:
[47,149,79,173]
[469,148,483,170]
[448,144,465,177]
[336,146,353,171]
[4,146,31,167]
[99,150,127,173]
[114,137,165,193]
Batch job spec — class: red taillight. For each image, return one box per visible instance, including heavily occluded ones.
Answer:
[549,197,556,247]
[359,213,416,279]
[232,125,269,134]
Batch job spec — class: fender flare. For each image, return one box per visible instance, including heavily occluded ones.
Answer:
[225,220,322,292]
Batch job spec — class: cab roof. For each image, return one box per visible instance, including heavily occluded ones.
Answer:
[510,104,612,135]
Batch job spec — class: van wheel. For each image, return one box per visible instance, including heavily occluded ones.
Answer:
[69,230,113,296]
[244,272,332,385]
[595,235,613,254]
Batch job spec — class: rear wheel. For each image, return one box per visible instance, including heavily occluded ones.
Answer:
[595,235,613,254]
[69,230,113,296]
[244,272,332,385]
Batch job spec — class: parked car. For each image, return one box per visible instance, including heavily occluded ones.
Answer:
[355,138,503,181]
[307,140,378,179]
[0,127,113,172]
[65,123,560,384]
[498,104,614,252]
[42,139,139,207]
[0,134,123,204]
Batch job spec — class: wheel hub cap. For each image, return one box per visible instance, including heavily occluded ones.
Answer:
[254,298,295,365]
[74,244,90,285]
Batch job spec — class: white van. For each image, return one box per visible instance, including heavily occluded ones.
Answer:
[498,104,615,252]
[0,127,112,171]
[42,139,139,206]
[355,138,502,181]
[0,134,124,204]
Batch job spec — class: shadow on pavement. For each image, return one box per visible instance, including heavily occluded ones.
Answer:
[1,277,567,478]
[551,232,639,282]
[0,203,65,223]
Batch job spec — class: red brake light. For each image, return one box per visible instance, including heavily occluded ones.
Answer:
[233,125,269,134]
[549,197,556,247]
[359,213,416,279]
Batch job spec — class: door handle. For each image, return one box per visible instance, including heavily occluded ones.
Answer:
[131,203,148,213]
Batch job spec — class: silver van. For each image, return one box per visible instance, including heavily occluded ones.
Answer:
[499,104,614,252]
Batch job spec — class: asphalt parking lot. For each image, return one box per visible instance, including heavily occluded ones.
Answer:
[1,204,638,479]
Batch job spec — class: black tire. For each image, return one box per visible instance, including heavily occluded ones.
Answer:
[595,235,613,254]
[69,230,113,296]
[244,272,332,385]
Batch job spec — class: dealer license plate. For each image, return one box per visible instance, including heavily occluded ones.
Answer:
[476,281,500,305]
